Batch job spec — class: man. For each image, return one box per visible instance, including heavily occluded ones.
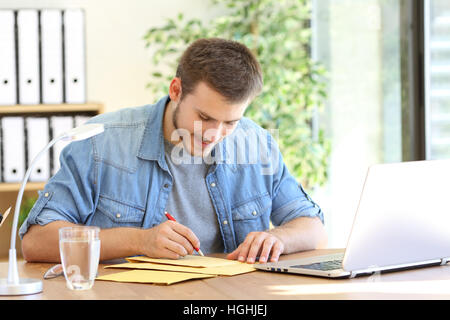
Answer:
[20,38,327,264]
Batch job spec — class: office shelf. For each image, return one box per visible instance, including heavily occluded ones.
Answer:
[0,102,104,114]
[0,103,103,210]
[0,182,46,192]
[0,102,103,189]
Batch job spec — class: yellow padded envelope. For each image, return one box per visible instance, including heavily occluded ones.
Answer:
[105,261,256,276]
[96,269,215,285]
[125,255,240,268]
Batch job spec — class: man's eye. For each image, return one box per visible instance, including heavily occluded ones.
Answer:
[199,114,210,121]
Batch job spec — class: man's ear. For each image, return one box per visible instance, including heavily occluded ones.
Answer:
[168,77,182,102]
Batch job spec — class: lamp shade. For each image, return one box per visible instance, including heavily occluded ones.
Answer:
[62,123,104,141]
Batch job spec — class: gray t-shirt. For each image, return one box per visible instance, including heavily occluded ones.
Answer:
[163,139,225,254]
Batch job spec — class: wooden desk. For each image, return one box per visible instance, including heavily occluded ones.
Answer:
[2,248,450,300]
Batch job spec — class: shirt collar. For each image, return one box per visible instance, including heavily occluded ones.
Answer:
[137,95,170,168]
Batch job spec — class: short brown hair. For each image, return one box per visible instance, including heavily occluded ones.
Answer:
[176,38,263,103]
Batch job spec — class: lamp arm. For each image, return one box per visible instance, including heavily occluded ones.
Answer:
[10,135,63,249]
[7,135,63,284]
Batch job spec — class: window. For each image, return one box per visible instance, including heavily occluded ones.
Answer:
[312,0,403,247]
[424,0,450,159]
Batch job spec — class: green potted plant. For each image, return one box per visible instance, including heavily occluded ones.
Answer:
[143,0,330,190]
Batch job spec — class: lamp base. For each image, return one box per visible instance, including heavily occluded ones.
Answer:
[0,278,42,295]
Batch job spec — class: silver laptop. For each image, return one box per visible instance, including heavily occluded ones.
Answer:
[255,159,450,278]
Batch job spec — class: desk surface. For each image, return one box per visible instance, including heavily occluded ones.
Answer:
[2,248,450,300]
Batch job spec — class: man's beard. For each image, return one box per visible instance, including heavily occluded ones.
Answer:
[171,101,203,156]
[171,100,220,159]
[171,100,181,132]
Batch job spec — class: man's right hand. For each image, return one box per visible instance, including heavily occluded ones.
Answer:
[22,220,202,263]
[139,220,201,259]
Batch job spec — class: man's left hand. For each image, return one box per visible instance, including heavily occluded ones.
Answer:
[226,231,284,264]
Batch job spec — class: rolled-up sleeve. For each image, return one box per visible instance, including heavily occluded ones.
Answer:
[269,136,324,227]
[19,137,97,239]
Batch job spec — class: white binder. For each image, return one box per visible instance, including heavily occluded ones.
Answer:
[74,115,91,127]
[2,117,25,182]
[50,116,73,175]
[41,9,63,104]
[26,117,50,181]
[64,9,86,104]
[0,10,17,105]
[17,10,40,105]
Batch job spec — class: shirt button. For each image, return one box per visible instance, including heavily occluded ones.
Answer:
[164,183,169,188]
[252,211,257,216]
[116,213,121,218]
[223,220,228,225]
[44,192,49,198]
[210,182,216,187]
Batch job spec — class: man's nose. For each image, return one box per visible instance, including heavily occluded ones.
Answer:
[203,122,226,142]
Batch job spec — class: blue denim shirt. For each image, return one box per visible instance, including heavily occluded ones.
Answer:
[19,95,324,252]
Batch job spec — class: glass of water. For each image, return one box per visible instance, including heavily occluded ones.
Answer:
[59,226,101,290]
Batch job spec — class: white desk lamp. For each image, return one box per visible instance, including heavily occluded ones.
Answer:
[0,123,104,295]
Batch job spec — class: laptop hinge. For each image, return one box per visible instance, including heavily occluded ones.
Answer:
[440,258,450,266]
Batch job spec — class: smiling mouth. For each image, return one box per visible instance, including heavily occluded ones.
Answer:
[193,135,213,148]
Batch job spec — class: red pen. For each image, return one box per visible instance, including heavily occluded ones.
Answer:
[165,211,204,256]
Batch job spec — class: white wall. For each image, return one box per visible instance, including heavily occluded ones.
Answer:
[0,0,216,113]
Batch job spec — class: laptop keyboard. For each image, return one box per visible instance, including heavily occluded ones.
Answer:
[291,259,343,271]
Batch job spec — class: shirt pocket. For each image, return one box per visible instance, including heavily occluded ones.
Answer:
[231,193,272,246]
[92,196,145,228]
